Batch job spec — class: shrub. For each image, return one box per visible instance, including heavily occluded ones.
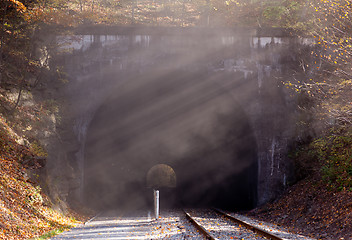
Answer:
[297,126,352,191]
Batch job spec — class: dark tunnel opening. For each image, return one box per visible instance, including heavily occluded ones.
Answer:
[83,69,258,212]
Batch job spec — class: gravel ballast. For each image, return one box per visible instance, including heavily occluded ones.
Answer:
[50,209,316,239]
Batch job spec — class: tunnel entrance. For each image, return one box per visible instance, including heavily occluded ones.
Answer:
[83,69,258,211]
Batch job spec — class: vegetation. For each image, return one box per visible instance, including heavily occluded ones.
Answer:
[293,126,352,191]
[0,117,82,240]
[298,0,352,126]
[287,0,352,192]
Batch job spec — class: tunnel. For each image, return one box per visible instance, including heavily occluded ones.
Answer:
[83,68,258,211]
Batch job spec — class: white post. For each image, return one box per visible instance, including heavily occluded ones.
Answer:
[154,189,159,220]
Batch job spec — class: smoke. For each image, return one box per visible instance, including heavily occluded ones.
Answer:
[83,64,258,210]
[64,27,299,211]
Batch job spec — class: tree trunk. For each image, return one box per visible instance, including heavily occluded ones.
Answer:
[0,0,9,84]
[79,0,83,12]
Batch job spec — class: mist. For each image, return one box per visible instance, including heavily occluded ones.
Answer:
[83,66,258,211]
[58,25,305,212]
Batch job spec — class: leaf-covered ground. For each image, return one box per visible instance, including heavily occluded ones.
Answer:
[248,174,352,240]
[0,116,88,240]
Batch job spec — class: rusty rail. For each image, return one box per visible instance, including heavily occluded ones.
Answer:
[184,210,218,240]
[213,208,283,240]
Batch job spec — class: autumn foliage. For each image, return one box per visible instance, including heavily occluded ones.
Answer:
[0,116,82,240]
[302,0,352,126]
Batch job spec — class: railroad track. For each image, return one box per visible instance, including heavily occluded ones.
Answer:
[184,209,283,240]
[51,209,314,239]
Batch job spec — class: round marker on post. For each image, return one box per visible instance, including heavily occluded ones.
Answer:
[147,164,176,221]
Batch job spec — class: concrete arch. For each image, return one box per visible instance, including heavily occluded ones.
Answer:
[83,68,258,211]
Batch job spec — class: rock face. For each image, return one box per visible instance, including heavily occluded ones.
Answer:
[41,27,313,210]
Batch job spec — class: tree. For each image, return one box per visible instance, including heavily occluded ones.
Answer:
[298,0,352,126]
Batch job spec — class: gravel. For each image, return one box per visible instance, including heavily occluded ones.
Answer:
[186,209,268,240]
[50,209,316,239]
[226,212,316,240]
[50,209,206,240]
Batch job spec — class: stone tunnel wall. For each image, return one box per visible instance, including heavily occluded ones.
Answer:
[42,29,313,208]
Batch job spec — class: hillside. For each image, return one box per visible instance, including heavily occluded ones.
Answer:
[249,174,352,239]
[249,127,352,239]
[0,116,87,240]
